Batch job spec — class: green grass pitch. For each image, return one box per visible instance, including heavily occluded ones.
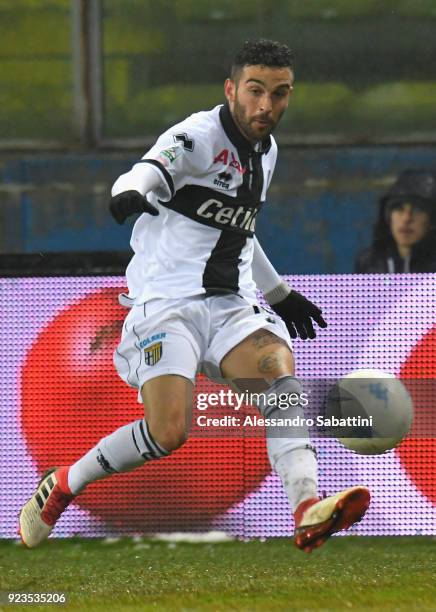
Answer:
[0,537,434,611]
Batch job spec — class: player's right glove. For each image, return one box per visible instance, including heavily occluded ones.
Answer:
[109,190,159,224]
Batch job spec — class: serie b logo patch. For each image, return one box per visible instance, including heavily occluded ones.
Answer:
[144,341,163,366]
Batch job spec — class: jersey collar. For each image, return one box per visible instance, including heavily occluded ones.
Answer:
[219,103,272,155]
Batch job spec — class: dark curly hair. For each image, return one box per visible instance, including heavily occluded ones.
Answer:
[231,39,294,81]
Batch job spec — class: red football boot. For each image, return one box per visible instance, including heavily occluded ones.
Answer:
[294,486,370,553]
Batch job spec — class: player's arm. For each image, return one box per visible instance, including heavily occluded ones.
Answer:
[253,237,327,340]
[110,119,209,225]
[110,164,163,224]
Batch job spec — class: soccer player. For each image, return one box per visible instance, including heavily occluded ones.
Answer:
[19,39,370,552]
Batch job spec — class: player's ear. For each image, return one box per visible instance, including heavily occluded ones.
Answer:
[224,78,236,104]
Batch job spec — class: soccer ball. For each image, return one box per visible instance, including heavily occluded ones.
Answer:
[326,368,413,455]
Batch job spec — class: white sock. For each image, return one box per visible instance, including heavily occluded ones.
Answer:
[269,443,318,511]
[67,419,169,495]
[257,376,319,511]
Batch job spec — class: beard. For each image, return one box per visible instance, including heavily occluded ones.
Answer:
[232,97,284,144]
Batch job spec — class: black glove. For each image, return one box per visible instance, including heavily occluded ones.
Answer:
[270,290,327,340]
[109,190,159,224]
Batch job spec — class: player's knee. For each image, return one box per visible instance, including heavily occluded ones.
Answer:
[150,420,189,452]
[249,343,294,379]
[146,392,192,452]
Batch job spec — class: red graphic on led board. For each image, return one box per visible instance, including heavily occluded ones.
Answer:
[397,325,436,505]
[21,288,271,531]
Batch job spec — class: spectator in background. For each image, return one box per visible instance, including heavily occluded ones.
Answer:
[355,169,436,273]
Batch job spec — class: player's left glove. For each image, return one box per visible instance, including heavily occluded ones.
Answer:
[270,290,327,340]
[110,190,159,224]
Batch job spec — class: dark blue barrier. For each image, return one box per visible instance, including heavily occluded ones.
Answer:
[1,147,435,273]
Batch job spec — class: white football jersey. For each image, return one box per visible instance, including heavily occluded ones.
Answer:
[121,103,278,305]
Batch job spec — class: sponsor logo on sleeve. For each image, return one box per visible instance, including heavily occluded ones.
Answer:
[156,146,182,166]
